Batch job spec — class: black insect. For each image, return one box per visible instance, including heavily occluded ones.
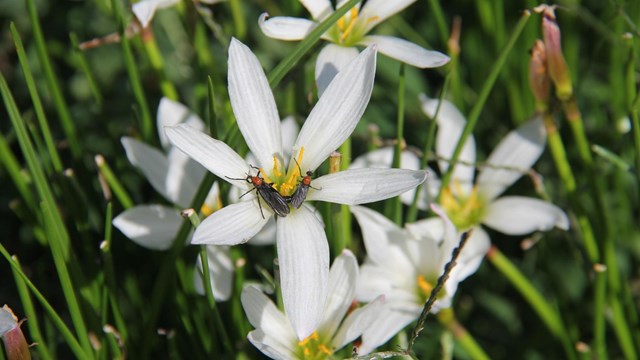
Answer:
[289,161,321,209]
[226,166,290,218]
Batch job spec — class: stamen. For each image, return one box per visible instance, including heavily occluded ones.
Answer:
[201,204,214,217]
[257,167,275,185]
[272,156,282,177]
[366,15,380,25]
[417,274,433,295]
[339,7,360,42]
[318,344,332,355]
[279,147,306,196]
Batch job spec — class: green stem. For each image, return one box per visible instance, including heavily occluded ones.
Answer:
[437,309,490,360]
[10,257,54,360]
[69,32,103,107]
[229,0,246,40]
[111,0,154,143]
[24,0,81,159]
[142,32,179,101]
[10,23,64,173]
[95,154,134,209]
[406,74,451,223]
[488,246,576,360]
[439,10,531,195]
[426,0,449,46]
[388,64,405,225]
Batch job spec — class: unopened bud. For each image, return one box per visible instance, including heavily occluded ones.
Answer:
[0,306,31,360]
[529,40,550,107]
[536,5,573,100]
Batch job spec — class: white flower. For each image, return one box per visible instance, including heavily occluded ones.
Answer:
[419,96,570,242]
[259,0,450,95]
[165,39,427,339]
[133,0,226,28]
[351,204,489,354]
[112,98,233,301]
[241,250,384,359]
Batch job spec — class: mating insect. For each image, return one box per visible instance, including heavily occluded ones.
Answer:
[289,161,321,209]
[226,166,290,218]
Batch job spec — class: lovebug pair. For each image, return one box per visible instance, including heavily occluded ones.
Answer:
[227,162,319,219]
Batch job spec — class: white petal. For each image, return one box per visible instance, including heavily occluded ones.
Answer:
[157,97,204,150]
[358,305,418,355]
[132,0,179,28]
[164,124,250,188]
[300,0,333,20]
[248,217,277,245]
[296,45,376,171]
[476,116,546,201]
[241,286,297,352]
[319,250,358,339]
[483,196,570,235]
[228,39,283,170]
[331,295,384,350]
[306,168,427,205]
[113,205,182,250]
[247,330,297,359]
[356,263,413,302]
[258,13,315,41]
[194,245,234,301]
[444,228,490,298]
[359,36,450,68]
[421,96,476,194]
[350,206,413,273]
[359,0,416,33]
[403,219,442,276]
[280,116,299,156]
[277,206,329,340]
[121,137,171,201]
[165,146,207,208]
[192,201,270,245]
[314,44,360,97]
[430,204,459,262]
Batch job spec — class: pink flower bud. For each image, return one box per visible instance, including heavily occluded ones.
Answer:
[529,39,550,107]
[535,5,573,100]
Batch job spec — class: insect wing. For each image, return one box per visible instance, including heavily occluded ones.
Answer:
[289,184,309,209]
[257,186,290,217]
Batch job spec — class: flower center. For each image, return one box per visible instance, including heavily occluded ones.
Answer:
[253,147,306,197]
[295,331,333,360]
[200,194,223,217]
[440,182,486,230]
[331,6,379,46]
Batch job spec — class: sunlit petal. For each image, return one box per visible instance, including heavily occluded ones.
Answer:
[165,146,206,208]
[277,206,329,340]
[113,205,182,250]
[121,137,170,201]
[228,38,283,170]
[300,0,333,20]
[306,168,427,205]
[132,0,179,28]
[483,196,570,235]
[319,250,358,338]
[192,200,270,245]
[477,116,546,201]
[359,0,416,33]
[259,13,316,41]
[296,45,376,170]
[358,305,418,355]
[331,295,384,350]
[157,97,204,150]
[165,124,250,189]
[420,95,476,194]
[359,35,450,68]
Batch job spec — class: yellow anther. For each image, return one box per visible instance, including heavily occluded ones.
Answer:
[303,348,311,356]
[318,344,333,355]
[338,7,360,42]
[272,156,283,177]
[298,331,319,346]
[417,275,434,296]
[366,15,380,25]
[280,147,306,196]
